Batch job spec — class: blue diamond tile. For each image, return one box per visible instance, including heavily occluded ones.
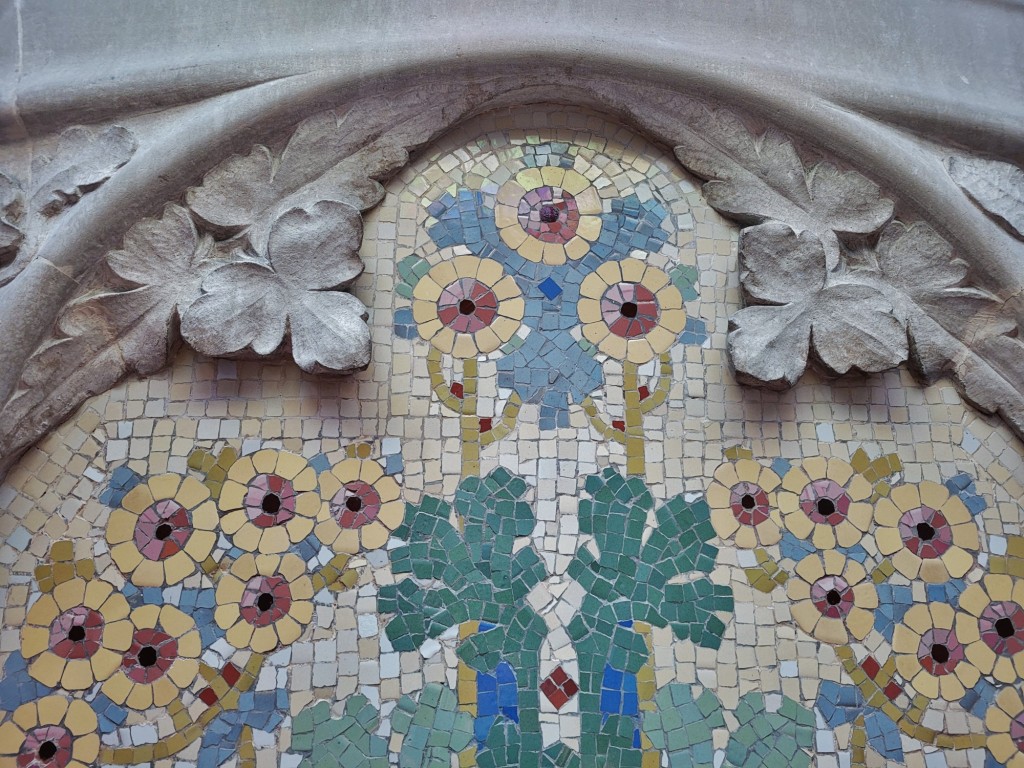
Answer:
[538,277,563,300]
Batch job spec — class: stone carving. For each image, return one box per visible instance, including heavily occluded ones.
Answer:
[0,125,137,281]
[181,201,368,371]
[671,109,1024,436]
[947,154,1024,240]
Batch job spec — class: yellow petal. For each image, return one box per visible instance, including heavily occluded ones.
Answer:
[825,458,854,486]
[176,476,211,508]
[256,525,290,554]
[101,671,133,705]
[291,466,318,493]
[214,604,242,631]
[226,455,258,484]
[360,521,390,550]
[218,480,247,513]
[0,722,26,755]
[250,625,278,653]
[12,701,39,730]
[274,450,309,481]
[129,558,165,588]
[890,483,920,512]
[277,554,307,583]
[226,620,255,649]
[289,598,314,625]
[220,509,249,536]
[147,473,182,501]
[712,462,739,490]
[151,676,179,707]
[28,655,64,688]
[60,659,95,691]
[53,579,87,611]
[125,681,154,711]
[106,508,140,545]
[121,484,155,514]
[794,554,826,583]
[274,615,304,647]
[790,600,821,637]
[873,497,902,526]
[168,657,200,689]
[37,695,69,726]
[909,669,939,699]
[919,480,950,510]
[64,700,98,736]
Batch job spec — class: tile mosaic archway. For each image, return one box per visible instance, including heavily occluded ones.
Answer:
[1,106,1022,768]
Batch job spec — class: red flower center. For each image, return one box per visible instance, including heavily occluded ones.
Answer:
[330,480,382,529]
[18,726,72,768]
[810,575,854,619]
[917,627,964,676]
[980,601,1024,656]
[1012,712,1024,753]
[240,575,292,627]
[729,482,771,526]
[601,283,659,338]
[518,186,580,243]
[49,606,104,659]
[123,627,178,683]
[437,278,499,334]
[244,474,297,528]
[798,479,851,526]
[898,505,953,558]
[133,499,193,560]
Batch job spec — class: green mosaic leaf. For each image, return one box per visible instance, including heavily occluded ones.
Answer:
[724,693,815,768]
[393,683,474,767]
[289,695,389,768]
[644,684,723,768]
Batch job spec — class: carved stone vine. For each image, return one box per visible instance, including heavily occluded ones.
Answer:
[1,76,1023,480]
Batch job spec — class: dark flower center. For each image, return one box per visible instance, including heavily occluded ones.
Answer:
[138,646,158,667]
[346,496,363,512]
[997,617,1017,639]
[67,625,85,643]
[917,522,935,541]
[257,592,275,612]
[459,299,476,316]
[155,523,173,540]
[817,498,836,517]
[931,643,950,664]
[740,494,756,510]
[620,301,638,319]
[826,589,842,606]
[38,742,57,762]
[261,493,281,515]
[539,204,560,223]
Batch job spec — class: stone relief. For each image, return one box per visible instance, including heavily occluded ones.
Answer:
[1,82,1024,482]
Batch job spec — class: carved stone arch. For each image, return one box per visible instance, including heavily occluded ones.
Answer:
[1,66,1024,479]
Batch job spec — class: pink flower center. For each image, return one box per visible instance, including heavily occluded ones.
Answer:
[330,480,382,529]
[980,601,1024,656]
[49,606,104,659]
[240,575,292,627]
[437,278,499,334]
[244,474,297,528]
[601,283,659,338]
[810,575,854,619]
[798,479,851,526]
[518,186,580,244]
[123,627,178,683]
[729,482,771,526]
[917,627,964,676]
[898,505,953,558]
[134,499,193,560]
[18,726,72,768]
[1011,712,1024,753]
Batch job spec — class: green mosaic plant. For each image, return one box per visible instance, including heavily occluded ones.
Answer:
[725,693,816,768]
[290,696,388,768]
[391,683,475,767]
[566,468,735,766]
[644,684,725,768]
[379,467,553,768]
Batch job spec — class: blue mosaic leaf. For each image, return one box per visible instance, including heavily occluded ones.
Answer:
[98,465,143,507]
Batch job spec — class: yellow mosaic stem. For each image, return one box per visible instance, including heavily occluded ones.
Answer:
[638,353,672,414]
[101,652,265,764]
[580,395,626,445]
[835,646,986,750]
[744,548,789,593]
[237,726,257,768]
[479,392,523,447]
[462,358,481,478]
[457,621,481,768]
[870,557,896,584]
[850,714,868,766]
[634,622,661,768]
[623,361,645,477]
[427,346,464,413]
[313,553,360,593]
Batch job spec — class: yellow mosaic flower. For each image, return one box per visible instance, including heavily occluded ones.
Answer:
[578,258,686,364]
[412,254,523,358]
[788,551,877,645]
[960,575,1024,684]
[893,602,980,701]
[215,553,314,653]
[100,605,201,710]
[0,696,99,768]
[218,449,320,554]
[873,481,978,583]
[21,578,133,691]
[315,459,404,553]
[705,459,782,548]
[778,457,873,550]
[986,686,1024,768]
[106,473,219,586]
[494,167,603,265]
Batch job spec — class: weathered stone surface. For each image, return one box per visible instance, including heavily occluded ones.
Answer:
[947,155,1024,240]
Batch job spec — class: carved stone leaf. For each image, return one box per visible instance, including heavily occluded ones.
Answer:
[946,155,1024,239]
[674,108,893,265]
[180,200,370,372]
[30,125,137,216]
[0,171,24,264]
[729,285,908,387]
[739,222,826,304]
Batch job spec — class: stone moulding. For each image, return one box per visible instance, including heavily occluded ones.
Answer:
[0,67,1023,479]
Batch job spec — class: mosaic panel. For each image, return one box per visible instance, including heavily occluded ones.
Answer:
[1,107,1024,768]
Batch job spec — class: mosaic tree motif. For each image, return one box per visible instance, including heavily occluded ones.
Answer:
[566,468,734,766]
[710,446,1020,764]
[0,447,367,768]
[395,141,704,475]
[379,468,559,768]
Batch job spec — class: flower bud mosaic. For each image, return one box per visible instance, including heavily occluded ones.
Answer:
[0,107,1022,768]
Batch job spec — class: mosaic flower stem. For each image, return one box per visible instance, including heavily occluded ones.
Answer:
[97,554,358,764]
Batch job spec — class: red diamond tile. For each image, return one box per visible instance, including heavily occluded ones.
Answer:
[861,656,880,679]
[612,420,626,432]
[638,386,650,401]
[479,418,493,433]
[451,382,464,399]
[198,687,218,706]
[884,681,903,701]
[222,662,241,686]
[541,666,578,711]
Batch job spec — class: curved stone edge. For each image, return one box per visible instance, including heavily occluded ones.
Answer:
[0,67,1023,480]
